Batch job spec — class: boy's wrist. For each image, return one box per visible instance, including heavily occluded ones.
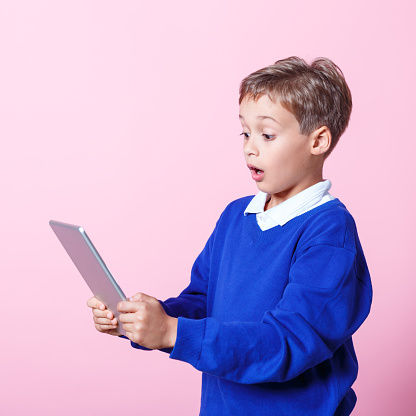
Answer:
[166,317,178,348]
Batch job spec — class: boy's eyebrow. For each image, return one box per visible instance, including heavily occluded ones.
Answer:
[257,115,282,125]
[239,114,282,125]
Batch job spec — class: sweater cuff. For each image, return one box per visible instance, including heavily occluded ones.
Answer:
[169,317,206,367]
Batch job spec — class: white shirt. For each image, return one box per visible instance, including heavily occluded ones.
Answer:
[244,180,335,231]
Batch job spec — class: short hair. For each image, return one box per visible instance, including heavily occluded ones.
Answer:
[239,57,352,157]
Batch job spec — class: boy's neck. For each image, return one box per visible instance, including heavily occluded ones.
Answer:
[264,174,324,211]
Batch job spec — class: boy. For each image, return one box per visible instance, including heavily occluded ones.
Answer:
[88,57,372,415]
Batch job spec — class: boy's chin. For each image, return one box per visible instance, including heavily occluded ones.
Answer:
[255,182,269,192]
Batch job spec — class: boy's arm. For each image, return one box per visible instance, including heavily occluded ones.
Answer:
[88,244,210,348]
[154,219,217,320]
[169,243,372,384]
[159,250,210,321]
[122,221,215,352]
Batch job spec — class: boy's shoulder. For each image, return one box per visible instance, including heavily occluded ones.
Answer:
[217,195,254,220]
[224,195,255,212]
[211,195,254,230]
[295,198,359,253]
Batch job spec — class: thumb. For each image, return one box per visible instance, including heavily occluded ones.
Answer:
[129,292,155,303]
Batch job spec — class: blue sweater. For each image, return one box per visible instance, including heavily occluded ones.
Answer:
[132,197,372,415]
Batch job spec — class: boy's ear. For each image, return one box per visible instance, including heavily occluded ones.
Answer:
[310,126,331,156]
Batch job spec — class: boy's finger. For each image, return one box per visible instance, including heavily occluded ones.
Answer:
[87,297,99,308]
[117,300,139,313]
[87,297,105,310]
[92,308,112,319]
[128,292,142,302]
[96,323,118,331]
[94,317,118,326]
[129,292,154,303]
[106,311,114,320]
[118,313,137,323]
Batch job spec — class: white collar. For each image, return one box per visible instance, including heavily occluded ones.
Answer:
[244,180,333,227]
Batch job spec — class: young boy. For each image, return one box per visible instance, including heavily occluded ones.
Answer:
[88,57,372,415]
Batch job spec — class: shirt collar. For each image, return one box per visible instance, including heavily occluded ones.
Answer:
[244,180,333,226]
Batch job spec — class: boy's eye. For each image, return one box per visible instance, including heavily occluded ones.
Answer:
[262,133,276,141]
[240,132,250,139]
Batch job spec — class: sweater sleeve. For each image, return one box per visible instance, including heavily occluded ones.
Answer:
[159,234,211,320]
[129,220,215,352]
[169,244,372,384]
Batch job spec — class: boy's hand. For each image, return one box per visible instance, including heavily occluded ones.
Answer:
[87,296,119,336]
[118,292,178,350]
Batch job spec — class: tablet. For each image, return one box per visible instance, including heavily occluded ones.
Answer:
[49,220,127,336]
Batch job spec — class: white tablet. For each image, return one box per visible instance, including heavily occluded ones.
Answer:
[49,220,127,336]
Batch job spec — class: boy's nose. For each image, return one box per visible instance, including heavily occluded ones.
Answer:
[243,136,259,156]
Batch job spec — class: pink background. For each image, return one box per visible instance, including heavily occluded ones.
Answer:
[1,1,415,414]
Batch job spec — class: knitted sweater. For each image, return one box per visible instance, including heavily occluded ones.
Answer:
[132,196,372,415]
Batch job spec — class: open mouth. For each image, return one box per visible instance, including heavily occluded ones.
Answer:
[247,165,264,181]
[248,165,263,174]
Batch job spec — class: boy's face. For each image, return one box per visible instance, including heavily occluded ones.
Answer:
[239,95,322,208]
